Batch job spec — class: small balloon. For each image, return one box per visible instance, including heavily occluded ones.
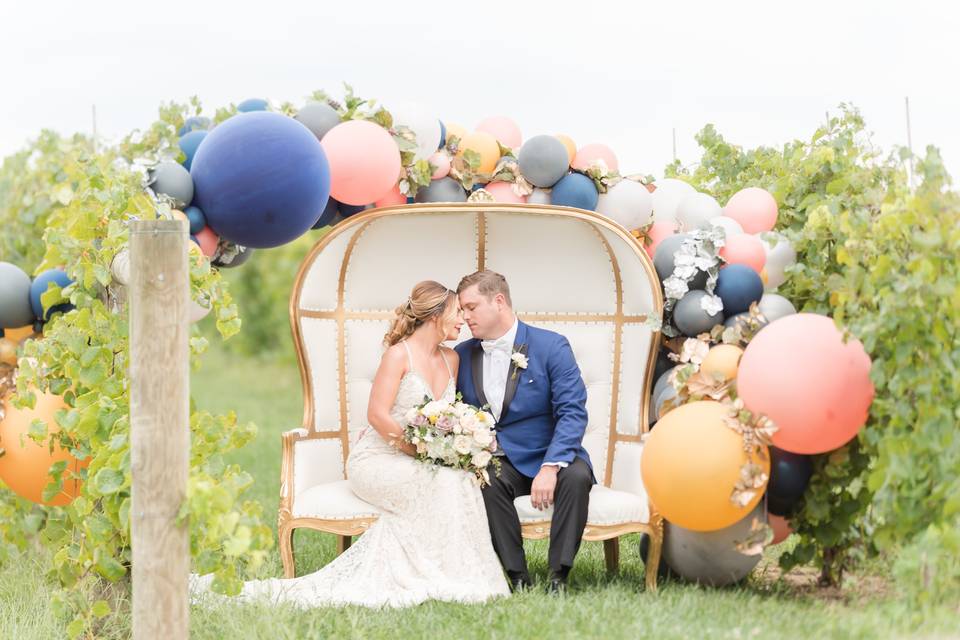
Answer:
[485,182,526,204]
[673,290,723,337]
[178,130,207,171]
[196,227,219,257]
[237,98,269,112]
[720,233,766,273]
[651,178,696,223]
[392,101,443,161]
[653,234,707,289]
[676,192,722,230]
[596,179,654,230]
[555,134,576,164]
[428,151,451,179]
[30,269,74,320]
[767,447,813,516]
[178,116,211,137]
[643,221,679,259]
[663,503,765,586]
[374,185,407,208]
[457,131,501,174]
[768,514,792,545]
[724,187,778,234]
[184,206,207,235]
[550,173,598,211]
[476,116,522,149]
[517,135,569,188]
[758,293,797,323]
[322,120,400,206]
[709,216,744,237]
[701,344,744,382]
[414,177,467,203]
[150,161,194,208]
[716,264,764,316]
[526,188,551,205]
[572,143,618,173]
[295,102,341,141]
[0,337,17,365]
[0,262,35,328]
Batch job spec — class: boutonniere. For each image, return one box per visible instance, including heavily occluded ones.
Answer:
[510,347,528,380]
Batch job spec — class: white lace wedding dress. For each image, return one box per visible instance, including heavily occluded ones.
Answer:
[190,343,509,609]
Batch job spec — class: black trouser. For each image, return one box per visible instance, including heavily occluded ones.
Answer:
[481,456,593,576]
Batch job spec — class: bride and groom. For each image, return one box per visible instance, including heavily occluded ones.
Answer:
[192,270,594,608]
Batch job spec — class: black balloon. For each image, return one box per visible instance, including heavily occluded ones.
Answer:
[766,447,813,516]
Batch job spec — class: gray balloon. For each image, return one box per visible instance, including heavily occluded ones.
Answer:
[295,102,341,141]
[663,503,765,587]
[150,161,194,208]
[0,262,35,328]
[518,135,569,188]
[652,366,679,406]
[653,384,677,422]
[758,293,797,323]
[724,312,768,333]
[213,246,254,269]
[415,177,467,203]
[653,233,708,289]
[674,290,723,337]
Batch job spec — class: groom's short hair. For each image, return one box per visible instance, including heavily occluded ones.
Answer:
[457,270,512,307]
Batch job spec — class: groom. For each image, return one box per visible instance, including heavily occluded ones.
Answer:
[455,270,593,593]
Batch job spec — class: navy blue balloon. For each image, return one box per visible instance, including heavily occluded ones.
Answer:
[191,111,331,248]
[178,116,211,137]
[405,196,415,204]
[30,269,73,320]
[237,98,268,113]
[438,120,447,150]
[551,173,599,211]
[340,203,367,217]
[716,264,764,316]
[313,197,339,229]
[178,131,207,171]
[767,448,813,516]
[184,206,207,235]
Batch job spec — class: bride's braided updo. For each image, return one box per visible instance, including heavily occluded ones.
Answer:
[384,281,456,346]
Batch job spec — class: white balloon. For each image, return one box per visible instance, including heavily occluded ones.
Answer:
[709,216,744,237]
[761,232,796,289]
[651,178,696,223]
[596,180,654,230]
[759,293,797,322]
[389,101,442,162]
[676,192,722,230]
[527,188,551,205]
[110,248,131,286]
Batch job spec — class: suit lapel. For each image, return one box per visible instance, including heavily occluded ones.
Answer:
[470,340,489,410]
[498,321,528,424]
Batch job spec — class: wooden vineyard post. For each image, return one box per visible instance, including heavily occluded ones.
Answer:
[129,219,190,639]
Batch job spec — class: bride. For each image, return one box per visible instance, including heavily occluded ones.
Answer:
[191,281,509,608]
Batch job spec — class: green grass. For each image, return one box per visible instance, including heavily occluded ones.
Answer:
[2,342,959,639]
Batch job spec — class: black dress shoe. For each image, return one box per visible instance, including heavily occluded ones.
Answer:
[547,577,567,595]
[508,573,533,592]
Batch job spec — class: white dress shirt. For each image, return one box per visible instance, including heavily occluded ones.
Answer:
[481,318,566,470]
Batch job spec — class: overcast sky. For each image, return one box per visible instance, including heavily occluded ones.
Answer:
[1,1,956,182]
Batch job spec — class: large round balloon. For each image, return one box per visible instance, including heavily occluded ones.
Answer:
[177,130,207,172]
[476,116,522,149]
[720,233,766,273]
[572,143,618,173]
[191,111,332,248]
[0,263,35,329]
[322,119,400,206]
[767,447,813,516]
[392,102,443,161]
[30,269,73,320]
[654,234,707,289]
[663,502,765,586]
[724,187,778,234]
[596,180,654,230]
[701,344,744,382]
[715,264,764,316]
[642,400,769,531]
[651,178,696,223]
[517,135,569,188]
[149,161,194,208]
[673,290,723,337]
[0,390,89,506]
[415,177,467,203]
[737,313,874,454]
[550,173,598,211]
[457,131,500,174]
[676,192,722,230]
[294,102,341,141]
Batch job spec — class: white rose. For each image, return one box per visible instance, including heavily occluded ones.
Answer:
[404,408,419,424]
[472,429,494,447]
[421,400,446,418]
[471,450,492,468]
[459,412,479,432]
[453,435,472,455]
[477,411,494,425]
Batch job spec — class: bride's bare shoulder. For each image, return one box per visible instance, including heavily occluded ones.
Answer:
[441,346,460,366]
[380,343,408,369]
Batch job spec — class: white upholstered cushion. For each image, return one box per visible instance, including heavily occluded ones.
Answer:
[513,485,649,526]
[292,480,381,520]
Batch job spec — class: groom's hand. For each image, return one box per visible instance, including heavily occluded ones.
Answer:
[531,465,559,510]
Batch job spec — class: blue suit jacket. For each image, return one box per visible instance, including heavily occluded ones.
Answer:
[455,321,593,479]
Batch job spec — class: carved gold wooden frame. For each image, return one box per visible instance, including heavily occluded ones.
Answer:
[277,203,665,591]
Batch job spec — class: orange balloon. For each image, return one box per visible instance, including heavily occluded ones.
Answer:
[171,209,188,223]
[0,391,88,505]
[642,401,769,531]
[457,131,501,175]
[555,134,576,164]
[701,344,744,382]
[760,267,769,286]
[444,122,468,146]
[0,338,17,366]
[4,326,34,343]
[720,233,766,273]
[737,313,874,454]
[769,513,792,544]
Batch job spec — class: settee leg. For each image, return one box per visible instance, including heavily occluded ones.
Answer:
[645,524,663,593]
[604,538,620,575]
[337,535,352,556]
[280,525,296,579]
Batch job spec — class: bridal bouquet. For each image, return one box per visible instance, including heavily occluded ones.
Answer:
[402,395,500,486]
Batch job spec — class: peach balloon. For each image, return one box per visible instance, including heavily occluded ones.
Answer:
[769,513,792,544]
[485,182,527,204]
[457,131,501,175]
[444,122,468,145]
[171,209,188,223]
[3,326,34,343]
[196,226,219,257]
[641,400,769,531]
[644,220,679,258]
[572,143,619,173]
[374,184,407,208]
[322,120,402,205]
[760,267,769,287]
[724,187,778,234]
[0,338,17,366]
[701,344,744,382]
[476,116,522,149]
[555,134,576,164]
[428,151,451,179]
[0,390,89,506]
[737,313,874,454]
[720,233,767,273]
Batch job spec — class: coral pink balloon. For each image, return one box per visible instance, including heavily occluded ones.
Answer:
[572,143,619,173]
[720,233,767,273]
[644,220,678,258]
[374,184,407,208]
[485,182,527,204]
[196,226,219,257]
[724,187,778,234]
[321,120,401,206]
[476,116,522,149]
[769,514,792,544]
[737,314,874,454]
[429,151,451,179]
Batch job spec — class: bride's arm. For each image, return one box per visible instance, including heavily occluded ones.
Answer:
[366,345,417,456]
